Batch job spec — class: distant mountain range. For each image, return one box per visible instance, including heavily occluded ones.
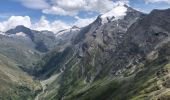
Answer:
[1,5,170,100]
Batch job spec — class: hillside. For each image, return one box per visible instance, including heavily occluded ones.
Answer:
[32,6,170,100]
[0,4,170,100]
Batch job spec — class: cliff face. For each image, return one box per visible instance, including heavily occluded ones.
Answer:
[72,6,145,80]
[34,7,170,100]
[1,5,170,100]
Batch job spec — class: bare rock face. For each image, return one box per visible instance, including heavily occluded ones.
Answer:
[126,8,170,53]
[30,6,170,100]
[6,25,57,52]
[37,5,146,79]
[107,8,170,76]
[72,5,145,80]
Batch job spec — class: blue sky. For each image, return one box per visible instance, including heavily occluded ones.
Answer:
[0,0,169,32]
[0,0,100,23]
[130,0,170,12]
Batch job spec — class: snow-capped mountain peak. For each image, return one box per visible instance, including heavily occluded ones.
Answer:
[55,26,80,37]
[101,4,127,24]
[15,32,27,37]
[0,31,5,35]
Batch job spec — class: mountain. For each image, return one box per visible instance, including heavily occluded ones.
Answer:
[32,6,170,100]
[1,5,170,100]
[55,26,80,47]
[0,53,41,100]
[0,25,80,99]
[32,5,145,100]
[6,25,57,52]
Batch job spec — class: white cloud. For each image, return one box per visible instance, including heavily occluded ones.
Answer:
[50,20,71,32]
[0,16,31,31]
[34,16,97,31]
[43,0,129,16]
[17,0,49,9]
[43,0,86,16]
[145,0,170,4]
[73,16,97,27]
[15,0,130,17]
[55,0,86,10]
[0,15,97,33]
[0,23,4,32]
[43,6,78,16]
[33,16,71,32]
[0,16,71,33]
[33,16,51,31]
[84,0,117,14]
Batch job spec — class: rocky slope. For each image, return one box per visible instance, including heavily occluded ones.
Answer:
[0,53,41,100]
[33,6,170,100]
[1,5,170,100]
[0,25,80,99]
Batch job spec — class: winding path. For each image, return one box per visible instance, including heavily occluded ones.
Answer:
[35,51,77,100]
[35,73,61,100]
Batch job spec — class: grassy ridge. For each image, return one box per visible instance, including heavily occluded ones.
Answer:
[0,54,41,100]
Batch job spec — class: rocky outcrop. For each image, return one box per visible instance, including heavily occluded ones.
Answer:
[34,7,170,100]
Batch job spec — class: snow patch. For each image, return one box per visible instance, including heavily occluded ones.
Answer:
[0,32,5,35]
[8,32,28,39]
[101,4,127,24]
[55,29,69,37]
[16,32,26,37]
[55,26,80,37]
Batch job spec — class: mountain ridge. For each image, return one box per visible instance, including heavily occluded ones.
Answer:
[33,6,170,100]
[1,5,170,100]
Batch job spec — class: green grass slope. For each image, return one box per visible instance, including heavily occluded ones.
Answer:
[0,54,41,100]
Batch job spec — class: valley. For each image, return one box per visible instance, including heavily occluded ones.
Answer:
[0,3,170,100]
